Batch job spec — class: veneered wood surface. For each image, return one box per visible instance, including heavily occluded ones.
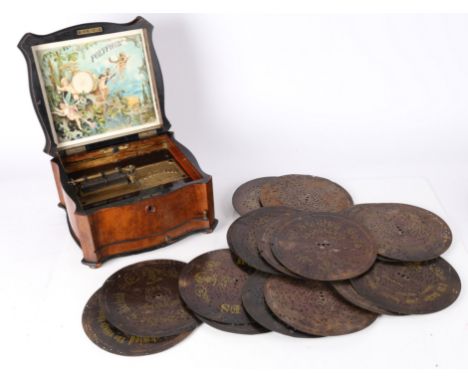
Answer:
[51,135,216,267]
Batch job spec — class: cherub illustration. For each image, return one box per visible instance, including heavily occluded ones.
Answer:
[95,68,114,102]
[53,100,97,133]
[109,52,129,76]
[56,78,80,100]
[53,101,83,131]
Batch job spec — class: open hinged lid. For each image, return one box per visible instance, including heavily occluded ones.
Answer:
[18,17,171,156]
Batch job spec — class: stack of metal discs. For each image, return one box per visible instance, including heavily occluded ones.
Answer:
[227,174,461,337]
[82,174,462,355]
[82,260,200,356]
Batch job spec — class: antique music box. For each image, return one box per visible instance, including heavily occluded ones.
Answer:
[18,17,217,267]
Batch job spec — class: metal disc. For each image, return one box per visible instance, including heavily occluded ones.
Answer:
[232,177,277,215]
[264,276,378,336]
[242,272,315,337]
[344,203,452,262]
[178,249,255,325]
[331,280,398,315]
[227,207,298,274]
[82,289,193,356]
[350,258,461,315]
[271,213,377,281]
[259,175,353,212]
[256,213,304,277]
[194,313,269,335]
[100,260,199,337]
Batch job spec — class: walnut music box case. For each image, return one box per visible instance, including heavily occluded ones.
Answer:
[18,17,217,267]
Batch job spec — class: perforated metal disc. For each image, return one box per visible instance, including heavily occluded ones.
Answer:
[271,213,377,281]
[350,258,461,315]
[259,175,353,212]
[100,260,198,337]
[232,177,277,215]
[344,203,452,262]
[264,276,378,336]
[178,249,255,325]
[242,272,315,337]
[256,213,304,277]
[227,207,298,274]
[331,281,397,315]
[82,289,193,356]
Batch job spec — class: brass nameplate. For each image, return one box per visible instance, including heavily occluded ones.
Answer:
[76,27,103,36]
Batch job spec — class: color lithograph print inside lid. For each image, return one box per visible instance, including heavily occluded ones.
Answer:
[18,17,168,155]
[100,260,199,337]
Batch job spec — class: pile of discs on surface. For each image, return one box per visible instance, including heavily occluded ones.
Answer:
[82,260,200,356]
[226,174,461,336]
[82,174,462,355]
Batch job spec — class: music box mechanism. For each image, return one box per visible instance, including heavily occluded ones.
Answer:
[19,16,217,267]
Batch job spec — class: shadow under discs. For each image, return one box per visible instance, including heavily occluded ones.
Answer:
[350,258,461,315]
[242,272,315,337]
[100,259,198,337]
[178,249,255,325]
[82,289,193,356]
[331,280,398,315]
[343,203,452,262]
[264,276,378,336]
[194,313,269,335]
[271,213,376,281]
[232,177,277,215]
[259,174,353,213]
[227,207,299,274]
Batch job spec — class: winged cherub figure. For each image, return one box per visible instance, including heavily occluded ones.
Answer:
[53,101,83,131]
[56,77,80,100]
[109,52,129,76]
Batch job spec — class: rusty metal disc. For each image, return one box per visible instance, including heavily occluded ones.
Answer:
[259,175,353,212]
[232,177,277,215]
[82,289,193,356]
[264,276,378,336]
[242,272,315,337]
[101,260,199,337]
[350,258,461,315]
[178,249,255,325]
[194,313,269,335]
[344,203,452,262]
[271,213,377,281]
[227,207,298,274]
[256,214,304,277]
[331,281,398,315]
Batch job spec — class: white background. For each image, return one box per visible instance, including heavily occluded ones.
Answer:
[1,12,468,376]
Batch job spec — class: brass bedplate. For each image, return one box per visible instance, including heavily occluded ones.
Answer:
[69,159,188,207]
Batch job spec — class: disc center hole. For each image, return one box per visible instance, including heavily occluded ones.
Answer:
[396,271,410,280]
[316,241,331,249]
[319,291,326,302]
